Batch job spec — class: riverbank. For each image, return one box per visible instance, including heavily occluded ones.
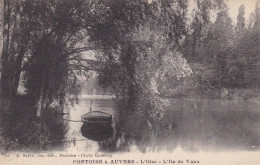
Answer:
[163,87,260,102]
[0,95,67,153]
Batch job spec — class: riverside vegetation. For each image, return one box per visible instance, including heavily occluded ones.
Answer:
[0,0,260,152]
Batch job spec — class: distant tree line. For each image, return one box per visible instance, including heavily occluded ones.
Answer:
[182,0,260,91]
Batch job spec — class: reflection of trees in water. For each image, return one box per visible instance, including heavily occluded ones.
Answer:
[171,99,260,151]
[97,103,180,153]
[87,99,260,152]
[81,124,113,142]
[43,110,69,150]
[97,120,180,153]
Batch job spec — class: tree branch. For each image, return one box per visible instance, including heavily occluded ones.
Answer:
[63,46,107,56]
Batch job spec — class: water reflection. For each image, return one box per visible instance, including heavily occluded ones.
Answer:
[110,113,180,153]
[60,98,260,152]
[44,111,69,150]
[81,123,113,141]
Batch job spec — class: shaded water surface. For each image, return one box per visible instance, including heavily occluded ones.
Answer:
[59,98,260,153]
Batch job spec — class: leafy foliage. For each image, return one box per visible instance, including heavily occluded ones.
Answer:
[20,0,95,110]
[88,0,191,121]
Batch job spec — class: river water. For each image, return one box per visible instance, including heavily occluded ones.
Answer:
[55,98,260,153]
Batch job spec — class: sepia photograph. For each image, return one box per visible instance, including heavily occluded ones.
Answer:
[0,0,260,164]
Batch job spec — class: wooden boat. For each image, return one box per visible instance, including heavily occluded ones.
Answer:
[81,111,112,124]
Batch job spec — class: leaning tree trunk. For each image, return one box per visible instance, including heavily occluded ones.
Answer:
[35,40,50,117]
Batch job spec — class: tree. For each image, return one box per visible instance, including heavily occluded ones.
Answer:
[1,0,24,108]
[254,0,260,29]
[235,0,260,88]
[0,0,3,72]
[182,0,229,61]
[189,0,212,60]
[21,0,97,116]
[88,0,191,121]
[0,0,104,116]
[236,4,246,34]
[204,9,235,88]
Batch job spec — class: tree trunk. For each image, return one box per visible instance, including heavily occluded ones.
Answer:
[0,0,11,105]
[1,0,23,106]
[192,35,197,60]
[36,72,45,117]
[13,45,27,94]
[41,86,49,112]
[35,40,49,117]
[1,0,10,68]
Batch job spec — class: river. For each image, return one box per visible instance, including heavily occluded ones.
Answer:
[52,98,260,153]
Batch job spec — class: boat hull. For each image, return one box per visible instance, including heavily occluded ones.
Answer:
[81,111,112,125]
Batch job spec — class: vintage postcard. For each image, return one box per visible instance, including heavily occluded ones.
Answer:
[0,0,260,165]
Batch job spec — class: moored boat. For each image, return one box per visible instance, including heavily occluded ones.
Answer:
[81,111,112,124]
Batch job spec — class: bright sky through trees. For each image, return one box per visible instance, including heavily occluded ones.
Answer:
[227,0,257,24]
[186,0,257,25]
